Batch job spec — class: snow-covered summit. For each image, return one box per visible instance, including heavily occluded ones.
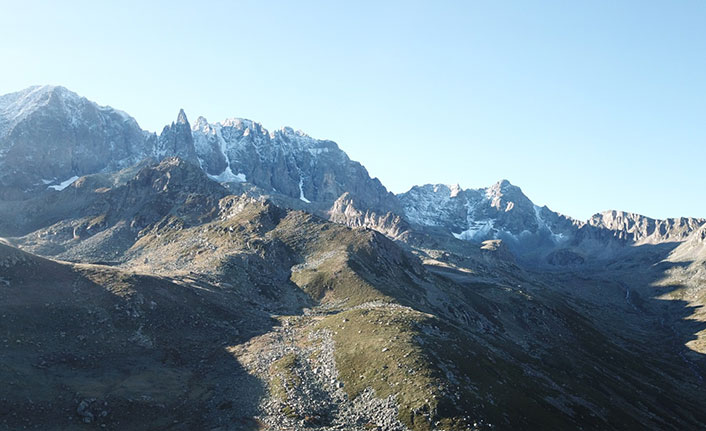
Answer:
[398,180,573,247]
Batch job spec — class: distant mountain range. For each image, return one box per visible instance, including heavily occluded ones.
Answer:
[2,85,703,264]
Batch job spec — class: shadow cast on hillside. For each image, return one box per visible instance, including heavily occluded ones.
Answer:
[420,239,706,429]
[0,256,280,430]
[555,241,706,422]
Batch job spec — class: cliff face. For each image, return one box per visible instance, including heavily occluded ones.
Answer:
[587,210,705,244]
[0,86,148,199]
[191,117,400,214]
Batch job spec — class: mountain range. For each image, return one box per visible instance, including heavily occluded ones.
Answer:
[1,85,705,430]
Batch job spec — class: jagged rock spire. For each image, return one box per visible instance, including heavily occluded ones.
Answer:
[176,108,189,125]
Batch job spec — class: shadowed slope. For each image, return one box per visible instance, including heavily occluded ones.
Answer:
[0,241,271,430]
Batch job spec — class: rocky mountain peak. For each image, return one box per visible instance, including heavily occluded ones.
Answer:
[0,86,398,216]
[398,180,574,256]
[0,86,147,199]
[489,178,512,191]
[4,84,703,266]
[191,115,398,213]
[588,210,705,244]
[1,85,99,138]
[155,110,198,163]
[176,108,189,125]
[328,192,409,239]
[43,84,73,100]
[193,115,209,129]
[483,179,533,214]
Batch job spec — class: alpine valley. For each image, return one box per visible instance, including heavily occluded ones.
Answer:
[1,85,705,431]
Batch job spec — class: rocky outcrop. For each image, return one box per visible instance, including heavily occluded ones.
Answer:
[665,224,706,264]
[327,192,410,239]
[8,157,229,261]
[587,210,705,244]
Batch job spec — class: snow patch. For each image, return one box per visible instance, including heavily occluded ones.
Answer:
[194,120,248,184]
[190,114,344,201]
[48,176,79,191]
[299,177,311,204]
[534,205,566,243]
[208,168,246,183]
[452,220,495,241]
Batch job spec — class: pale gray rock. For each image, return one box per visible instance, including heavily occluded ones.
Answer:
[398,180,576,256]
[153,108,198,163]
[0,86,148,199]
[327,192,409,239]
[586,210,705,244]
[191,117,400,214]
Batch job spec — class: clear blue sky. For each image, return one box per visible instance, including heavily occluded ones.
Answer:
[1,0,705,220]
